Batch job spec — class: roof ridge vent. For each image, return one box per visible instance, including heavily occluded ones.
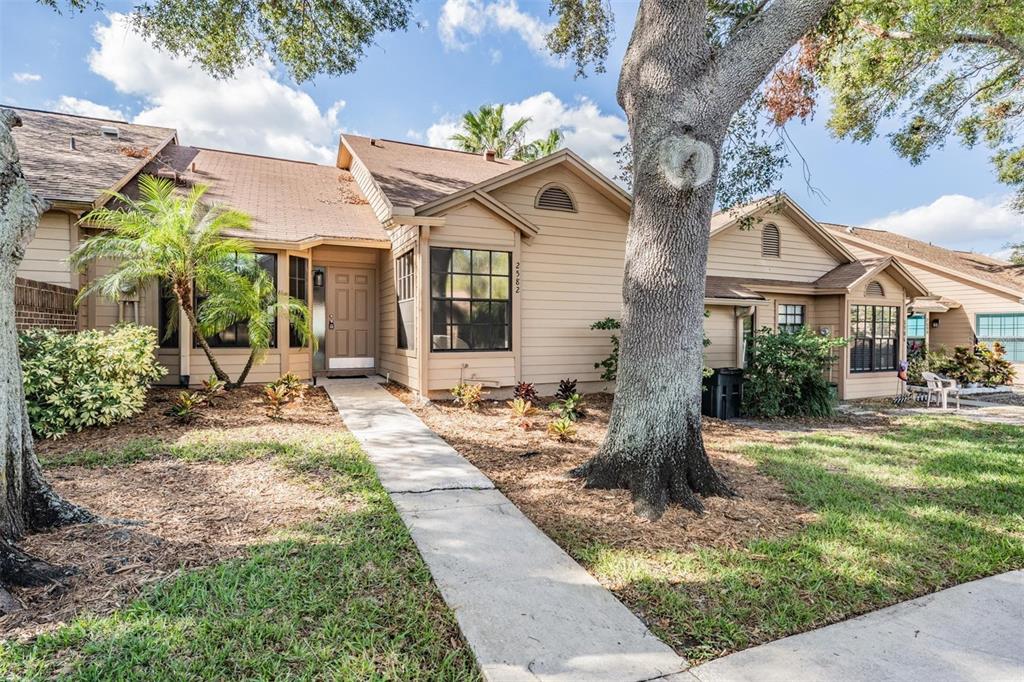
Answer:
[99,124,121,139]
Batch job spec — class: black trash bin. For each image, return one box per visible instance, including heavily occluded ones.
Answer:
[701,368,744,420]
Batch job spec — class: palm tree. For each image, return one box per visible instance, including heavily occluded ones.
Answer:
[518,129,564,162]
[450,104,531,159]
[197,263,313,387]
[71,175,251,384]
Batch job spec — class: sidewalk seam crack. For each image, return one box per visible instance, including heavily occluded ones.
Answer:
[391,485,495,495]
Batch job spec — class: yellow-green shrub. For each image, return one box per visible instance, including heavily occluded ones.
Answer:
[19,324,166,439]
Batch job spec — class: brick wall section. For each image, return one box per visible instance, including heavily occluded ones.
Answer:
[15,277,79,332]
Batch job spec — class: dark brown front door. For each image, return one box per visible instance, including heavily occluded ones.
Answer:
[326,267,375,373]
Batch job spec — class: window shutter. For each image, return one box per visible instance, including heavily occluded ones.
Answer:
[761,224,781,257]
[536,185,576,212]
[866,280,885,297]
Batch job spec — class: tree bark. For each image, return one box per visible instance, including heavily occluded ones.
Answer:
[573,0,836,520]
[1,108,94,610]
[232,350,257,388]
[179,293,231,384]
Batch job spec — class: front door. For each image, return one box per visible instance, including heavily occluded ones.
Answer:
[326,267,375,374]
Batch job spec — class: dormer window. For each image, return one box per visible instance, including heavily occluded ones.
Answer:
[535,184,576,212]
[866,280,885,297]
[761,223,781,258]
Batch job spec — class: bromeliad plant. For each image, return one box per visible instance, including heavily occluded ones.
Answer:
[198,263,314,387]
[71,175,252,385]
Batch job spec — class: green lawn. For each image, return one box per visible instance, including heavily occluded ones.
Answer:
[568,416,1024,663]
[3,433,480,681]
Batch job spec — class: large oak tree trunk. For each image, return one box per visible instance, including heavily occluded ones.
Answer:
[0,109,93,611]
[574,0,836,520]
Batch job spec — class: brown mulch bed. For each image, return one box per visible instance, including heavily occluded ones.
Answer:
[3,386,344,642]
[385,386,882,555]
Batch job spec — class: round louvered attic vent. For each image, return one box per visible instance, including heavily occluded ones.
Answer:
[535,184,576,212]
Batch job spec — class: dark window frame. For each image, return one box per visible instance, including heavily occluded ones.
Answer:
[288,255,308,348]
[396,249,415,350]
[430,247,512,352]
[777,304,805,334]
[194,252,278,349]
[850,304,900,373]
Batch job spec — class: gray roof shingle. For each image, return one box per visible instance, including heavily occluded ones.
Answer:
[7,106,177,205]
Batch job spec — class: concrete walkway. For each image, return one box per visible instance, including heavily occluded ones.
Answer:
[688,570,1024,682]
[322,379,686,682]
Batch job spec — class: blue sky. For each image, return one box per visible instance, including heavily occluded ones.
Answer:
[1,0,1020,255]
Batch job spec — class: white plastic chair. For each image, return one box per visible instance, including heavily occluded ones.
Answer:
[921,371,961,410]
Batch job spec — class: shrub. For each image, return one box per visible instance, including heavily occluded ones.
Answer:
[269,372,307,400]
[925,343,1016,386]
[547,417,577,441]
[200,375,227,404]
[507,398,536,430]
[20,324,166,439]
[550,392,586,421]
[513,381,538,403]
[167,391,204,423]
[742,327,847,419]
[451,382,484,410]
[590,318,621,381]
[555,378,578,401]
[263,384,290,419]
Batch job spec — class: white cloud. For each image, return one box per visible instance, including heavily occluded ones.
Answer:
[438,0,556,63]
[54,95,127,121]
[13,72,42,83]
[70,13,346,164]
[426,91,628,178]
[490,48,503,64]
[865,194,1024,258]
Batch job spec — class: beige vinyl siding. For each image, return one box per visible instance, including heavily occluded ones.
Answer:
[19,211,75,287]
[491,166,628,387]
[708,212,840,282]
[189,349,282,385]
[704,305,738,368]
[842,270,908,400]
[289,351,312,380]
[426,201,517,391]
[812,294,845,392]
[378,226,419,389]
[347,155,392,223]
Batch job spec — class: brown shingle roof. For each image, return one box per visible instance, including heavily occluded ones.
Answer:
[704,258,891,300]
[343,135,524,209]
[124,145,388,244]
[824,223,1024,294]
[814,258,886,289]
[7,106,176,205]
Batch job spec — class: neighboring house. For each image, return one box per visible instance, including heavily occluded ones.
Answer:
[824,223,1024,380]
[700,195,931,399]
[11,106,1019,397]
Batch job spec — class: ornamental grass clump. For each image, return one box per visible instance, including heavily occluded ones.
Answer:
[20,324,166,439]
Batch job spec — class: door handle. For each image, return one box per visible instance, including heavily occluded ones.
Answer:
[328,313,335,330]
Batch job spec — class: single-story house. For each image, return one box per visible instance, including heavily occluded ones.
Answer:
[824,223,1024,379]
[10,106,1022,397]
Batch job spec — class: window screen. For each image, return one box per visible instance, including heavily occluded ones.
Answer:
[851,304,899,372]
[777,304,805,333]
[430,248,511,351]
[977,313,1024,362]
[396,250,415,350]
